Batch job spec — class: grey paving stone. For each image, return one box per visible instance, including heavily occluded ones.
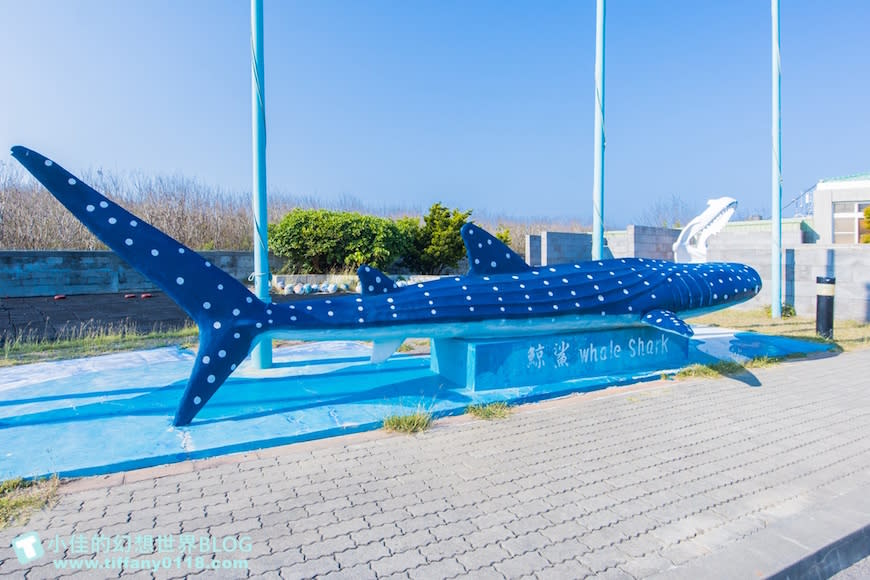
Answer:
[333,541,390,569]
[278,555,339,579]
[383,529,433,554]
[429,519,477,542]
[619,552,676,578]
[317,517,369,540]
[539,520,587,544]
[596,566,639,579]
[536,559,593,579]
[299,535,355,561]
[364,508,410,528]
[396,514,443,535]
[492,552,550,577]
[578,545,630,573]
[369,550,427,577]
[319,563,378,580]
[538,538,588,565]
[267,530,321,553]
[658,539,712,566]
[455,543,511,571]
[350,523,401,545]
[462,526,515,550]
[407,557,467,580]
[451,567,505,580]
[500,532,551,557]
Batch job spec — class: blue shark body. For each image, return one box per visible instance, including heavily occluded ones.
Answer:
[12,146,762,425]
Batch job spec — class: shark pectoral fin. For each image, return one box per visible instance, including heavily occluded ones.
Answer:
[461,222,531,276]
[371,338,405,364]
[641,309,694,338]
[358,265,399,296]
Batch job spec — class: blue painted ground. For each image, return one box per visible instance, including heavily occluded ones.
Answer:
[0,328,833,480]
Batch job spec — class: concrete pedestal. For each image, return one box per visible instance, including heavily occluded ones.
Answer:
[431,327,689,390]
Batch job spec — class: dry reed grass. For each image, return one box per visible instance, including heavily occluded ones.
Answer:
[0,163,588,254]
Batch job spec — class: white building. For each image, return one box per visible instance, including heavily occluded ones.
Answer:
[809,173,870,244]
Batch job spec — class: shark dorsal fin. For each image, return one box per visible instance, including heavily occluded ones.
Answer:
[357,265,399,296]
[461,223,531,276]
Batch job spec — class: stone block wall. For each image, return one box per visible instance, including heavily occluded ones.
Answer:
[627,225,680,260]
[523,226,678,265]
[707,244,870,322]
[524,234,542,266]
[0,251,286,297]
[541,232,593,265]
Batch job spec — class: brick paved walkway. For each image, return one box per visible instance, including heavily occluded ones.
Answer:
[3,349,870,579]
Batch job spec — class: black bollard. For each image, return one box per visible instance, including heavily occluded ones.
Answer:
[815,276,835,339]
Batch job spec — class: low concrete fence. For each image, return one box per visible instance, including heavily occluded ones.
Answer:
[707,243,870,322]
[525,226,679,265]
[0,251,285,297]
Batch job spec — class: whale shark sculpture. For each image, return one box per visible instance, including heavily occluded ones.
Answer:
[12,146,762,425]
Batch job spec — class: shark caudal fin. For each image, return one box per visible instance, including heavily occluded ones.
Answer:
[11,146,266,425]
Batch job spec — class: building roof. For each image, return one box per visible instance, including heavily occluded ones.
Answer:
[819,171,870,184]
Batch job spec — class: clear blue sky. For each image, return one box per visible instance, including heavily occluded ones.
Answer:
[1,0,868,227]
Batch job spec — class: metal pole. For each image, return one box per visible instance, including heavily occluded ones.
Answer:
[251,0,272,367]
[591,0,606,260]
[771,0,782,318]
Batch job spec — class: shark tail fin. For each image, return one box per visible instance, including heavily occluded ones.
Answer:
[12,146,266,425]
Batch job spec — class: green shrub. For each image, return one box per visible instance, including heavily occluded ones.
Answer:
[268,203,472,275]
[269,209,406,273]
[399,203,472,274]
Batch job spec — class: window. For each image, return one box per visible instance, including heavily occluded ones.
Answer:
[860,203,870,243]
[832,201,870,243]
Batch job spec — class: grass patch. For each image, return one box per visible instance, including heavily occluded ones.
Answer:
[675,354,800,380]
[383,412,432,434]
[692,308,870,352]
[1,322,198,367]
[0,476,59,529]
[466,402,511,420]
[676,361,747,379]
